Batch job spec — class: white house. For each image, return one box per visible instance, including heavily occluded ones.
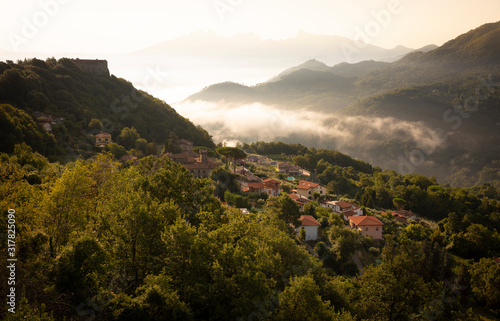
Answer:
[296,215,320,241]
[331,201,363,221]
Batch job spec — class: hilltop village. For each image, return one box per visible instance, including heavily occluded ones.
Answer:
[92,132,422,247]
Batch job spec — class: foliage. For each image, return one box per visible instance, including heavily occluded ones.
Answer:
[1,128,499,320]
[0,58,214,161]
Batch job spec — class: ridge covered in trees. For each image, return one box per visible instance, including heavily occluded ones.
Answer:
[0,58,214,160]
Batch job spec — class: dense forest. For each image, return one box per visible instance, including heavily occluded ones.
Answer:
[0,58,214,160]
[1,141,499,320]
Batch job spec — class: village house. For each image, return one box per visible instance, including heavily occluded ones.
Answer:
[178,139,194,153]
[295,180,327,200]
[165,149,217,179]
[381,211,409,225]
[296,215,320,241]
[246,154,276,166]
[349,216,384,240]
[165,151,199,165]
[241,178,281,196]
[34,111,64,132]
[289,192,311,211]
[235,166,262,182]
[393,209,418,220]
[95,132,112,147]
[319,200,337,210]
[182,150,218,179]
[330,201,363,221]
[277,162,303,176]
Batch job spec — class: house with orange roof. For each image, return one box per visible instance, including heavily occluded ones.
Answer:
[241,178,281,196]
[296,215,320,241]
[331,201,363,220]
[289,193,311,211]
[349,216,384,240]
[166,149,218,178]
[296,180,327,200]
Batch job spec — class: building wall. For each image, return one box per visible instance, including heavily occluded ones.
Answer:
[296,185,327,200]
[353,225,383,240]
[296,226,318,241]
[190,168,212,179]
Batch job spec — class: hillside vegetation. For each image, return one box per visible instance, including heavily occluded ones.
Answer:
[1,142,499,319]
[0,58,214,160]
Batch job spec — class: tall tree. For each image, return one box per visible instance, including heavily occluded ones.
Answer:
[163,132,182,154]
[117,126,141,150]
[216,146,246,173]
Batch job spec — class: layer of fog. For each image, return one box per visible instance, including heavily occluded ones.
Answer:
[174,100,449,173]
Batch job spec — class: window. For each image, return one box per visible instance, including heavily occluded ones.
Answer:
[376,227,379,231]
[365,227,369,231]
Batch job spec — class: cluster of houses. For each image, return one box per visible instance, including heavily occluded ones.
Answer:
[88,134,395,243]
[34,111,64,132]
[93,133,218,179]
[290,180,384,242]
[276,161,310,177]
[163,139,218,179]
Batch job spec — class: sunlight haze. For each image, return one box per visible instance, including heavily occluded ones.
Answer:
[2,0,499,53]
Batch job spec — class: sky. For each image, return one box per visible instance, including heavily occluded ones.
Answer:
[1,0,500,54]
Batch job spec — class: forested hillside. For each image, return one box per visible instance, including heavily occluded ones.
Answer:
[1,143,499,320]
[0,58,214,160]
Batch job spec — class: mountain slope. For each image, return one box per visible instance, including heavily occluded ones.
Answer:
[182,21,500,185]
[0,58,214,158]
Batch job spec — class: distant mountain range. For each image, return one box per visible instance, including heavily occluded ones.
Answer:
[184,21,500,186]
[133,30,418,68]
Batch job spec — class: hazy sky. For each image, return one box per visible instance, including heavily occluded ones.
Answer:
[2,0,499,54]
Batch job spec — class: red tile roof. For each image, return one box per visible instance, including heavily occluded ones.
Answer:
[349,216,384,226]
[343,210,357,217]
[299,215,320,226]
[289,193,310,202]
[296,180,319,190]
[95,132,111,138]
[247,182,264,189]
[334,201,353,209]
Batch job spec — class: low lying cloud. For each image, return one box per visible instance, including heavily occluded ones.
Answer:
[177,100,445,145]
[173,100,448,170]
